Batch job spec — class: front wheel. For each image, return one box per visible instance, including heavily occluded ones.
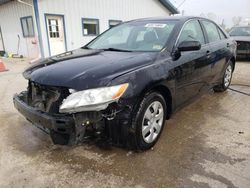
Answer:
[213,61,233,92]
[132,92,167,151]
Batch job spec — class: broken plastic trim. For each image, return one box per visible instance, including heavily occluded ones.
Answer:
[60,101,117,114]
[59,83,129,114]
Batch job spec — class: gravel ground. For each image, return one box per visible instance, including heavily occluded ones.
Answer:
[0,58,250,188]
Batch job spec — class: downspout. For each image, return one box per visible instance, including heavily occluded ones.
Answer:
[17,0,44,60]
[32,0,45,60]
[17,0,32,7]
[0,26,6,52]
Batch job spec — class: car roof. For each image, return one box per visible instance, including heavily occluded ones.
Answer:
[130,16,205,22]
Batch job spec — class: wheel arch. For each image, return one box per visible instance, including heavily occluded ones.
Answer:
[137,83,173,120]
[230,56,236,71]
[152,85,173,119]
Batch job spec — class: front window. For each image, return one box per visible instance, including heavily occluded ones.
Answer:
[229,27,250,36]
[87,21,177,52]
[201,20,221,43]
[177,20,205,45]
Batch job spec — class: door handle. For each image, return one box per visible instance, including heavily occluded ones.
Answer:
[206,50,211,59]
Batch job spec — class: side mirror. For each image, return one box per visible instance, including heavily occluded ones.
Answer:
[178,41,201,52]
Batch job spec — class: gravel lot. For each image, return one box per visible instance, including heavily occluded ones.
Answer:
[0,58,250,188]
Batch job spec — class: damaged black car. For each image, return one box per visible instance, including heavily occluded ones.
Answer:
[13,16,236,150]
[229,26,250,59]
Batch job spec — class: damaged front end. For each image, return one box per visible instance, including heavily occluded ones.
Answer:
[13,81,133,146]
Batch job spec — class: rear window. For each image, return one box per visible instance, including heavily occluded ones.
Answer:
[201,20,221,43]
[218,28,227,39]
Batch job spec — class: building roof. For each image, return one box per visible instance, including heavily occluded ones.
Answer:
[158,0,179,14]
[0,0,179,14]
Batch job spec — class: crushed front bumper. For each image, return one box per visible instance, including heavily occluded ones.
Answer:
[236,50,250,59]
[236,41,250,59]
[13,92,75,144]
[13,92,134,147]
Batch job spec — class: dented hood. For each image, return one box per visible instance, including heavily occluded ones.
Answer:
[24,48,157,90]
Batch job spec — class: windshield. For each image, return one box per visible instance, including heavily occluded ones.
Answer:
[86,21,177,52]
[229,27,250,36]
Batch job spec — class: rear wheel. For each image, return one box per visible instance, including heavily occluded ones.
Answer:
[213,61,233,92]
[132,92,167,151]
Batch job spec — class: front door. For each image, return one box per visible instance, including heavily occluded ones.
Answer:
[0,26,5,51]
[173,19,211,107]
[45,15,66,56]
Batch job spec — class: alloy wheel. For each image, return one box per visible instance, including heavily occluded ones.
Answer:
[142,101,164,143]
[224,64,232,87]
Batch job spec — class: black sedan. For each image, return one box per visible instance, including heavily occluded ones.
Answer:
[230,26,250,59]
[13,16,236,150]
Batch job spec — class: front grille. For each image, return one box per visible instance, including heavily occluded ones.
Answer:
[237,41,250,50]
[27,81,69,114]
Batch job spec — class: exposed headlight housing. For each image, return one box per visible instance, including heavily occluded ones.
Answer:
[59,83,129,113]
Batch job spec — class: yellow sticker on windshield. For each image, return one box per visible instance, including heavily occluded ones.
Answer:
[145,23,166,28]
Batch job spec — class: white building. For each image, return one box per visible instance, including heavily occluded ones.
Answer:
[0,0,178,58]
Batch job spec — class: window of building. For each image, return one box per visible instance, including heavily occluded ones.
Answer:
[20,16,34,37]
[82,18,99,36]
[201,20,221,43]
[48,19,60,38]
[178,20,205,45]
[109,20,122,28]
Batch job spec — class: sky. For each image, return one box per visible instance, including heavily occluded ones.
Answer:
[170,0,250,28]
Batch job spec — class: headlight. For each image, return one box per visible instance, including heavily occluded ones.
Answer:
[59,83,129,113]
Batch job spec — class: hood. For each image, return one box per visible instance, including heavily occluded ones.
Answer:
[25,48,158,90]
[231,36,250,42]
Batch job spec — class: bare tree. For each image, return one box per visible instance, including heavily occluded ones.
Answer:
[199,12,227,28]
[200,13,206,18]
[244,18,250,26]
[207,12,217,22]
[220,19,226,30]
[232,16,242,26]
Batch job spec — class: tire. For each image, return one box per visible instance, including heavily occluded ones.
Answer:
[213,61,233,92]
[131,92,167,151]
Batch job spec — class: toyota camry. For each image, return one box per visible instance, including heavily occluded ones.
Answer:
[13,16,237,150]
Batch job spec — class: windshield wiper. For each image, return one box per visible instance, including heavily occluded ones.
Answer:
[81,46,91,49]
[102,48,132,52]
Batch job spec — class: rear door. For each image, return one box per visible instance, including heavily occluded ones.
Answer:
[174,19,211,107]
[200,20,230,84]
